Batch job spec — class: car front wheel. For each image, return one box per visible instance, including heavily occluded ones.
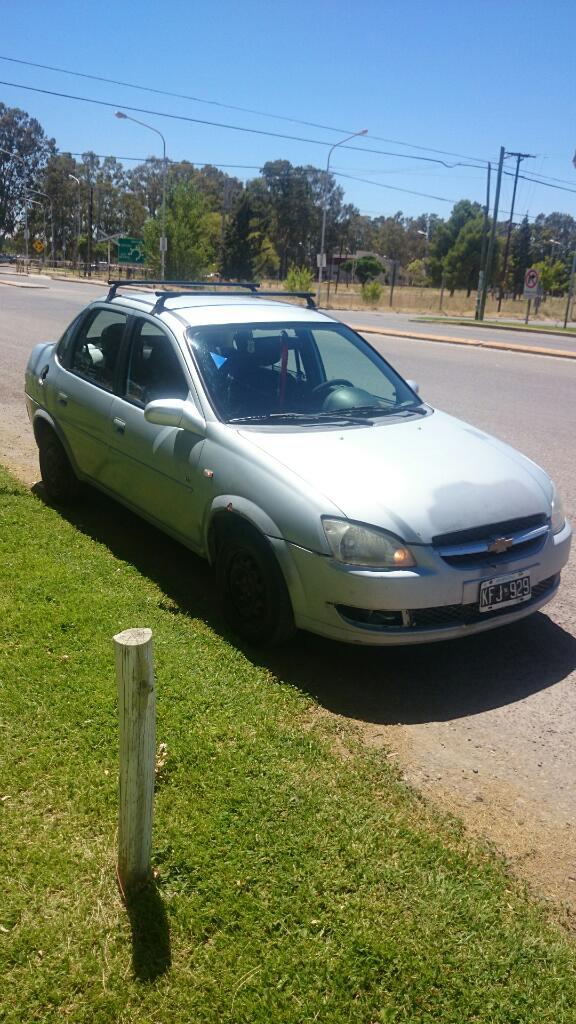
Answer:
[38,432,79,504]
[216,527,295,646]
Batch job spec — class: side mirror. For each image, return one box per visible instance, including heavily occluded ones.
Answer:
[406,379,420,395]
[144,398,206,436]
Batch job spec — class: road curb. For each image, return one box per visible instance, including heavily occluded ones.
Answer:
[0,277,49,290]
[349,324,576,361]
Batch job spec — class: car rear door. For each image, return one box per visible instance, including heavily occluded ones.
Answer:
[46,307,129,479]
[104,316,207,549]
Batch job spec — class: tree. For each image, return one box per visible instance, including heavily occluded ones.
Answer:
[509,216,532,297]
[221,192,257,280]
[406,258,427,286]
[127,158,164,219]
[0,103,55,243]
[427,200,482,286]
[144,181,211,278]
[442,215,486,295]
[355,255,385,284]
[532,259,568,295]
[373,212,408,264]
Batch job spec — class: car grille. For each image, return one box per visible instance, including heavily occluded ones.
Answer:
[336,575,559,633]
[432,514,549,568]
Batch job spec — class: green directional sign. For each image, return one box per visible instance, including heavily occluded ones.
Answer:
[117,237,145,264]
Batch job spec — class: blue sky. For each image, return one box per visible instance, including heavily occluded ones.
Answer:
[1,0,574,225]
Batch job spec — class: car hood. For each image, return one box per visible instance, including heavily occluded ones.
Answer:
[240,409,551,543]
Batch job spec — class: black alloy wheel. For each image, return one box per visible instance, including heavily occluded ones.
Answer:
[216,528,295,646]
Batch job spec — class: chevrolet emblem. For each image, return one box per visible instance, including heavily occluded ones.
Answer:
[487,536,514,554]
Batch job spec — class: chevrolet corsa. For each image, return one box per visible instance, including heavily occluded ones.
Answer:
[25,282,571,646]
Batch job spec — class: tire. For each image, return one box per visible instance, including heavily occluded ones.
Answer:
[216,526,295,647]
[38,432,79,504]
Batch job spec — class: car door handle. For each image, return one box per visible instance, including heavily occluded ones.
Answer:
[38,365,49,386]
[113,417,126,434]
[57,391,68,406]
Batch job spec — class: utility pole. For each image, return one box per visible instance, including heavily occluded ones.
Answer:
[475,162,492,320]
[563,250,576,329]
[87,186,94,277]
[479,146,505,321]
[497,151,535,311]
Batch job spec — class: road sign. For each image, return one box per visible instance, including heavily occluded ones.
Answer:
[117,237,145,264]
[33,240,44,253]
[523,267,540,299]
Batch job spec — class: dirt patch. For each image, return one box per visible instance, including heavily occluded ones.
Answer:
[364,721,576,921]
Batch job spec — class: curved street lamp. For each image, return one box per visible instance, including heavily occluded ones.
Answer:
[115,111,167,279]
[318,128,368,302]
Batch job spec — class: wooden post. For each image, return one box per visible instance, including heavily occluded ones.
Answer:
[114,627,156,893]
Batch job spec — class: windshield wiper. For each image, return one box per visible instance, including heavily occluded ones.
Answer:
[228,411,372,425]
[335,403,426,419]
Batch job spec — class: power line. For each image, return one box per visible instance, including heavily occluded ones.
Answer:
[334,172,456,204]
[0,53,491,166]
[0,76,484,170]
[4,74,574,208]
[515,172,576,197]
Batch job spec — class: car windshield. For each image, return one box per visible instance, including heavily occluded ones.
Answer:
[186,321,421,423]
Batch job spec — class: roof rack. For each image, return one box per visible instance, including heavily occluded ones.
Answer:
[106,279,259,301]
[105,279,317,311]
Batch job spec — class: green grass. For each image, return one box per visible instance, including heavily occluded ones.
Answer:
[414,316,576,336]
[1,466,575,1023]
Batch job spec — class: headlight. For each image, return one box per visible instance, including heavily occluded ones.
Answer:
[322,518,416,569]
[550,483,566,535]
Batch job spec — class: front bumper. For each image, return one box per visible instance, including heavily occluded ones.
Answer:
[276,519,572,646]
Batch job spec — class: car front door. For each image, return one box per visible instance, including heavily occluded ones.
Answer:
[104,316,207,549]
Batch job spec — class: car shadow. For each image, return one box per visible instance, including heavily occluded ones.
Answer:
[37,484,576,726]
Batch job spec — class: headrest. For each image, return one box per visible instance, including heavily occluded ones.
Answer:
[100,322,125,351]
[232,334,282,366]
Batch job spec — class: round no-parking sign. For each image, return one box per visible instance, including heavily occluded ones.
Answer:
[523,267,540,298]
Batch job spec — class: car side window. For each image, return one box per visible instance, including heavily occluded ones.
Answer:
[56,314,83,364]
[70,309,128,392]
[124,320,189,406]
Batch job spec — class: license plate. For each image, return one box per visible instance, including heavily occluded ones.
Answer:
[479,571,531,613]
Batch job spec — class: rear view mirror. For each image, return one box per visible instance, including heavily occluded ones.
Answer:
[406,379,420,395]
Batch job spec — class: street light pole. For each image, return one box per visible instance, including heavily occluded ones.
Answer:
[29,188,55,265]
[29,199,47,263]
[115,111,167,279]
[68,174,81,269]
[318,128,367,304]
[0,145,30,268]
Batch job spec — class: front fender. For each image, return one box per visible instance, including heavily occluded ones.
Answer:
[206,494,308,613]
[208,494,285,547]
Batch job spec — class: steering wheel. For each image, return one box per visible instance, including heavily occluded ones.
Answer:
[311,378,354,401]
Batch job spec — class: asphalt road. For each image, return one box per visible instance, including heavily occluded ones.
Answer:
[2,275,575,909]
[331,307,576,356]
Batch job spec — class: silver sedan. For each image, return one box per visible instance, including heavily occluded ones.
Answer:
[25,283,571,646]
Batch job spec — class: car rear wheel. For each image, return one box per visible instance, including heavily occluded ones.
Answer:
[216,527,295,646]
[38,432,79,504]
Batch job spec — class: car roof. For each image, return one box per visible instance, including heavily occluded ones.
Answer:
[101,291,337,327]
